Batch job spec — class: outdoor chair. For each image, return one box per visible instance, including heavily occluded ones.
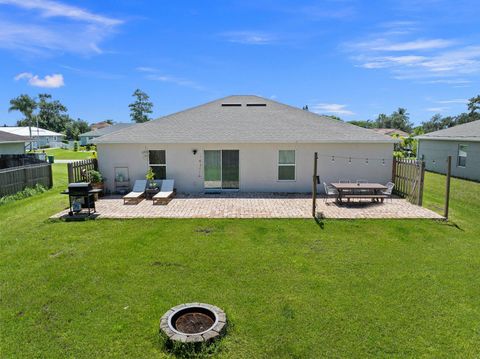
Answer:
[123,180,147,204]
[153,179,175,205]
[381,182,395,202]
[323,182,338,203]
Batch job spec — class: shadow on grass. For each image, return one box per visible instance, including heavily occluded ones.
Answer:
[314,216,325,229]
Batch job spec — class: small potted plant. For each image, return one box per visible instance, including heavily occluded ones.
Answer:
[146,168,158,189]
[88,170,104,190]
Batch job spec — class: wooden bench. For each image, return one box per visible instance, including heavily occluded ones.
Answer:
[340,194,388,203]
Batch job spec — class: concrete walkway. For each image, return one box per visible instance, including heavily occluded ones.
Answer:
[52,193,443,219]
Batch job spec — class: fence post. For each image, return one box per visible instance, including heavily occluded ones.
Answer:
[417,161,425,206]
[312,152,318,218]
[444,156,452,219]
[48,163,53,188]
[391,157,396,183]
[67,162,73,184]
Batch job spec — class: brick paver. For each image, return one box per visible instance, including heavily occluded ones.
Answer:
[51,193,443,219]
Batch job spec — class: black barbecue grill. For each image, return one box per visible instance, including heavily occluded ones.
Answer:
[64,182,96,216]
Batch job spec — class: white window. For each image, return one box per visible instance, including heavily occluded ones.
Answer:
[278,150,295,181]
[149,150,166,179]
[457,144,467,167]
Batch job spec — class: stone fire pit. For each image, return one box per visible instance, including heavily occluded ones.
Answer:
[160,303,227,343]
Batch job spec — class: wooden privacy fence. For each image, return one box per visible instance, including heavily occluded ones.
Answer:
[67,159,98,183]
[392,157,426,205]
[0,163,53,197]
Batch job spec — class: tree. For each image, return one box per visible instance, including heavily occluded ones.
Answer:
[468,95,480,114]
[8,94,37,150]
[65,119,90,140]
[349,120,375,128]
[129,89,153,123]
[36,94,70,133]
[420,95,480,134]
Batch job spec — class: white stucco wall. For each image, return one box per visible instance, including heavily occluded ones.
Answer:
[97,142,394,193]
[0,142,25,154]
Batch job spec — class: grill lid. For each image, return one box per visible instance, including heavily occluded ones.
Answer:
[68,182,92,189]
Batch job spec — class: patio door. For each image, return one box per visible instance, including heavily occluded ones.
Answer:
[204,150,239,190]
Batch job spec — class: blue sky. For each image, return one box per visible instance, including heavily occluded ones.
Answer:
[1,0,479,126]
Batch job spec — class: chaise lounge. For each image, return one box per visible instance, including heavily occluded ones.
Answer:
[152,179,175,205]
[123,180,147,204]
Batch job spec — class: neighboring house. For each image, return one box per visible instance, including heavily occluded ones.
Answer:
[90,121,113,131]
[94,95,396,194]
[416,120,480,181]
[0,130,29,154]
[0,126,64,149]
[79,123,133,146]
[372,128,410,137]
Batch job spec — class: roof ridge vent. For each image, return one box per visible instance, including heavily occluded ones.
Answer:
[246,103,266,107]
[221,103,242,107]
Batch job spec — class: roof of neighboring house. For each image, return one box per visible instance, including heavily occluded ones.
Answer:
[91,121,112,131]
[415,120,480,142]
[80,123,133,138]
[0,130,29,143]
[0,126,64,137]
[372,128,410,137]
[95,95,396,144]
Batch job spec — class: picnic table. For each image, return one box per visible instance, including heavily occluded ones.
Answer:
[330,182,388,203]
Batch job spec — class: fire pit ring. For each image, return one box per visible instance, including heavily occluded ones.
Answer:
[160,303,227,343]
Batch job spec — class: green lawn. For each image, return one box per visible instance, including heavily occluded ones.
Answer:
[32,148,94,160]
[1,166,479,358]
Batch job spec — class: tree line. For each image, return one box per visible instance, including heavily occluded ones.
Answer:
[348,95,480,135]
[6,89,155,141]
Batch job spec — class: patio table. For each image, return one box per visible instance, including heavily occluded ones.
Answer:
[330,182,388,203]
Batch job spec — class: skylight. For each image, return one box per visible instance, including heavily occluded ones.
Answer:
[246,103,266,107]
[221,103,242,107]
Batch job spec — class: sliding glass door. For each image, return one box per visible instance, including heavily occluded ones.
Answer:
[204,150,239,190]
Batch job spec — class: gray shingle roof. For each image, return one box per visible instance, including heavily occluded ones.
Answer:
[0,130,29,143]
[80,123,133,138]
[94,95,396,144]
[416,120,480,142]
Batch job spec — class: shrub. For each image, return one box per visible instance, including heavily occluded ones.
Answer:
[0,184,47,206]
[73,141,79,152]
[88,170,103,183]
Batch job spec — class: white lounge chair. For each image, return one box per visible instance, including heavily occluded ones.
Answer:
[152,179,175,205]
[123,180,147,204]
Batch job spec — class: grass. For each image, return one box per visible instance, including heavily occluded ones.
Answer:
[1,166,479,358]
[32,147,94,160]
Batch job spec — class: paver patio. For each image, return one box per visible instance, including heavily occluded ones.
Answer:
[51,193,443,219]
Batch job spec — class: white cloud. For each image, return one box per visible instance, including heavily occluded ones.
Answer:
[435,99,468,104]
[311,103,355,116]
[356,38,454,52]
[14,72,64,88]
[220,31,276,45]
[0,0,122,26]
[136,67,205,91]
[425,107,448,113]
[0,0,122,55]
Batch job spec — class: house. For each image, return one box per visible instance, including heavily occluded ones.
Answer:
[0,130,29,154]
[79,123,133,146]
[416,120,480,181]
[0,126,64,149]
[94,95,396,193]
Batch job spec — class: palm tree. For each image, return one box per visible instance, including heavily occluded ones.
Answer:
[8,95,37,151]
